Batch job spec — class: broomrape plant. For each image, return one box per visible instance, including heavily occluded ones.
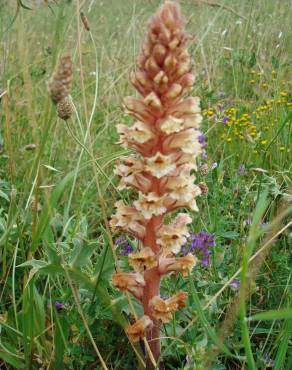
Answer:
[110,1,203,366]
[47,1,203,368]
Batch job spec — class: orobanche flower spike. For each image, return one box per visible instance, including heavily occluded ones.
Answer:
[111,1,202,367]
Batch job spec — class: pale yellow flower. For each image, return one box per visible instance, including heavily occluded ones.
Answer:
[134,192,167,219]
[184,114,202,129]
[115,157,152,192]
[117,121,154,147]
[124,96,155,124]
[162,128,202,155]
[160,115,184,134]
[157,213,192,255]
[114,156,144,178]
[110,201,146,239]
[145,152,176,178]
[144,91,162,109]
[166,174,200,202]
[128,247,157,272]
[167,97,201,118]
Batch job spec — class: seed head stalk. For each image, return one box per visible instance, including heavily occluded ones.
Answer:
[111,2,203,368]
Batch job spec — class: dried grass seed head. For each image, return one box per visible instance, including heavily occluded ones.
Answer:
[48,54,72,104]
[57,96,73,121]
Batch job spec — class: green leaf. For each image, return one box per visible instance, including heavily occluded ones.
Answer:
[30,172,74,253]
[0,348,21,368]
[188,274,240,360]
[69,241,97,269]
[0,190,9,202]
[274,318,292,370]
[93,230,114,281]
[53,312,69,368]
[249,309,292,321]
[217,230,239,239]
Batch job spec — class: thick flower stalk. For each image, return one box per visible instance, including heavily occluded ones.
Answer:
[111,1,202,367]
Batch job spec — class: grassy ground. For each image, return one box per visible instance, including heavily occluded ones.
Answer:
[0,0,291,369]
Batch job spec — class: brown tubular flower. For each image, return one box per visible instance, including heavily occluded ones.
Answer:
[112,272,145,300]
[149,291,188,323]
[110,2,203,366]
[157,213,191,256]
[128,247,158,272]
[48,54,72,104]
[125,315,153,343]
[159,253,197,276]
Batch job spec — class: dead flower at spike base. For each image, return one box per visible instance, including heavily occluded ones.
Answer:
[126,315,153,343]
[150,291,188,323]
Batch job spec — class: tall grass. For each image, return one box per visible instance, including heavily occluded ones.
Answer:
[0,0,291,369]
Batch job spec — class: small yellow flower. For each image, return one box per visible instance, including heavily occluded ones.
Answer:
[279,146,285,151]
[260,140,268,145]
[226,138,232,143]
[280,91,288,97]
[250,80,255,84]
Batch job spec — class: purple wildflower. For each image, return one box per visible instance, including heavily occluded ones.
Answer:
[201,150,208,161]
[221,116,229,124]
[198,133,206,145]
[54,301,64,311]
[244,218,252,226]
[238,164,246,174]
[187,231,215,267]
[115,235,134,256]
[114,236,127,245]
[263,352,275,368]
[230,279,240,291]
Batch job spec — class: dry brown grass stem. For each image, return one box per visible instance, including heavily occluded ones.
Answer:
[76,0,88,121]
[3,91,14,183]
[61,257,109,370]
[189,0,248,20]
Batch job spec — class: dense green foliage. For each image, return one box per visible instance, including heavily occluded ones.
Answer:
[0,1,291,369]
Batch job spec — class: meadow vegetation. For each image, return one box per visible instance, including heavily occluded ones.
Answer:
[0,0,291,369]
